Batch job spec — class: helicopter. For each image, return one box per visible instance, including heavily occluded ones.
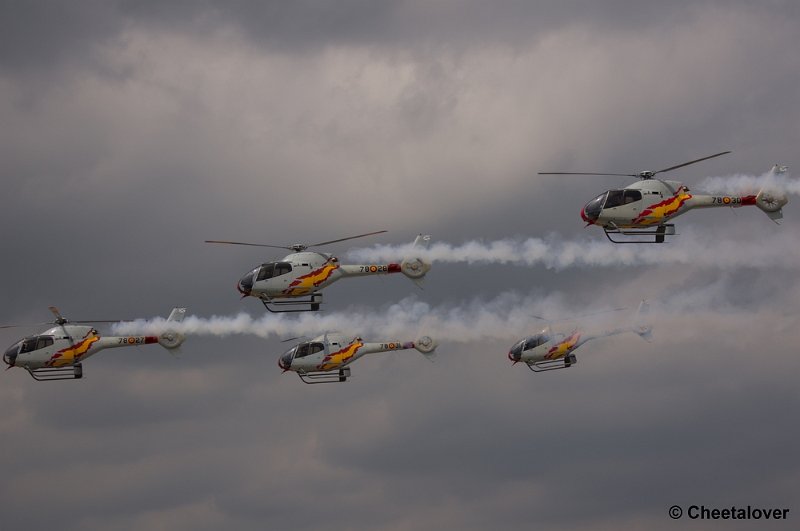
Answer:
[206,231,432,312]
[539,151,789,243]
[507,301,651,372]
[2,307,186,381]
[278,332,437,384]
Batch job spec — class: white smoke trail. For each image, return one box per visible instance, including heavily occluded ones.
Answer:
[113,292,588,345]
[112,278,796,347]
[346,229,800,270]
[699,168,800,196]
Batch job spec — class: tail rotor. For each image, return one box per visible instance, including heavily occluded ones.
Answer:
[157,308,187,352]
[401,234,432,288]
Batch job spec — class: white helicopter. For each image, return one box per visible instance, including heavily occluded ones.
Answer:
[540,152,789,243]
[206,231,431,312]
[278,332,437,384]
[2,307,186,381]
[507,302,651,372]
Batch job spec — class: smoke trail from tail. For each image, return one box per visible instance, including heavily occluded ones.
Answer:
[699,168,800,196]
[113,292,578,344]
[112,281,800,351]
[346,229,800,270]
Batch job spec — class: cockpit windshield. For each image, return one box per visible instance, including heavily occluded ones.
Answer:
[583,192,607,221]
[509,340,525,360]
[4,341,21,360]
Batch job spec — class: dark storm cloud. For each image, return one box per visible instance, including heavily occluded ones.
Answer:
[1,0,772,73]
[0,1,120,72]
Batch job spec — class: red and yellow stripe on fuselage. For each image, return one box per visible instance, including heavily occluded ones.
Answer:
[631,192,692,226]
[544,332,581,360]
[317,340,364,371]
[47,334,100,367]
[282,263,339,296]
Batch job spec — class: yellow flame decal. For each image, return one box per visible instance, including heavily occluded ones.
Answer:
[48,334,100,367]
[632,192,692,226]
[318,340,364,371]
[283,263,339,296]
[544,332,580,360]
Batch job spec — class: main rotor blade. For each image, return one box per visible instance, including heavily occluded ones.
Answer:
[48,306,64,322]
[653,150,731,175]
[0,323,47,329]
[205,240,293,250]
[538,172,638,177]
[308,230,388,248]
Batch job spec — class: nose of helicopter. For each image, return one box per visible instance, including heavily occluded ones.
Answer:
[508,340,524,363]
[581,203,600,224]
[278,350,294,371]
[580,205,592,224]
[237,271,254,296]
[581,192,606,225]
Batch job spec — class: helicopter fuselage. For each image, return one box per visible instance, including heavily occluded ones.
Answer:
[238,251,417,299]
[3,325,160,370]
[509,302,652,371]
[279,333,436,375]
[279,334,412,373]
[581,179,762,229]
[508,328,584,365]
[3,308,187,380]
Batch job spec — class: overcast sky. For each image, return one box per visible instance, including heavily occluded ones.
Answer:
[1,1,799,530]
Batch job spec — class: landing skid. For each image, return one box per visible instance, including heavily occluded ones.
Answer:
[261,294,323,313]
[26,363,83,381]
[526,354,577,373]
[297,367,351,384]
[604,223,675,244]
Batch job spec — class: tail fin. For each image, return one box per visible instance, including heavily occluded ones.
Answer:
[413,335,438,361]
[633,300,652,342]
[755,165,789,224]
[400,234,432,288]
[158,307,187,350]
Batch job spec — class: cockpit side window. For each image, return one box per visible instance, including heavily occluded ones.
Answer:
[295,342,324,358]
[35,336,54,350]
[603,190,626,208]
[524,335,549,350]
[294,343,325,358]
[295,343,310,358]
[309,342,324,355]
[256,263,275,281]
[623,190,642,204]
[274,262,292,276]
[20,338,39,353]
